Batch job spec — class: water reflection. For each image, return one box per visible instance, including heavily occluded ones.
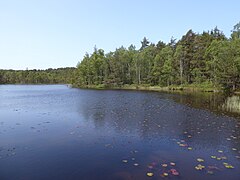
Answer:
[77,90,240,150]
[170,92,240,118]
[1,86,240,180]
[222,95,240,114]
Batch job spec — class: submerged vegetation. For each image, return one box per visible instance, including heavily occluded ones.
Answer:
[74,22,240,92]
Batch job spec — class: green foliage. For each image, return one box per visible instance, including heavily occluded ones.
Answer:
[74,23,240,91]
[0,68,76,84]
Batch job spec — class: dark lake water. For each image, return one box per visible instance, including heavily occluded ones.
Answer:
[0,85,239,180]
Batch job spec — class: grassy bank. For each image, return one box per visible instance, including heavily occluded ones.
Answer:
[72,83,224,93]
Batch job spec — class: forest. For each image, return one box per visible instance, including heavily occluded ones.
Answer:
[1,23,240,92]
[0,68,76,84]
[74,23,240,92]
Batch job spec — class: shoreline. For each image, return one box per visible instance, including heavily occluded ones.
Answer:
[72,84,224,94]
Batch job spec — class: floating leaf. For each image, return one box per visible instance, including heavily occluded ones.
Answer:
[218,150,223,153]
[197,158,204,162]
[195,164,205,170]
[162,164,168,167]
[147,172,153,177]
[188,147,192,150]
[223,163,234,169]
[133,163,139,166]
[232,148,237,151]
[170,169,179,176]
[179,144,188,147]
[122,160,128,163]
[211,156,216,159]
[170,162,176,166]
[163,173,168,177]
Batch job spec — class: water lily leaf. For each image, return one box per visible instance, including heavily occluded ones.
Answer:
[146,172,153,177]
[170,169,179,176]
[170,162,176,166]
[197,158,204,162]
[211,156,216,159]
[218,150,223,153]
[163,173,168,177]
[133,163,139,166]
[195,164,205,170]
[188,147,192,150]
[122,160,128,163]
[223,163,234,169]
[225,165,234,169]
[162,164,168,167]
[179,144,188,147]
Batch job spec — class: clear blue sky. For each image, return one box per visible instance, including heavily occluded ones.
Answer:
[0,0,239,70]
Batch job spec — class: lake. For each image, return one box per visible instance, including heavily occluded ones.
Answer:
[0,85,239,180]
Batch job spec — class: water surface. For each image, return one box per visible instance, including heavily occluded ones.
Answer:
[0,85,239,180]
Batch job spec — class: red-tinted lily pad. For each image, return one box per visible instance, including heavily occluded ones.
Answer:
[170,169,179,176]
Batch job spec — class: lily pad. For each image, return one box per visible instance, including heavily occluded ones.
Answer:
[163,172,168,177]
[122,160,128,163]
[195,164,205,170]
[197,158,204,162]
[162,164,168,167]
[170,169,179,176]
[147,172,154,177]
[223,163,234,169]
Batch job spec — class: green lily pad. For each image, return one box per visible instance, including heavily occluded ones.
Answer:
[147,172,154,177]
[197,158,204,162]
[195,164,205,170]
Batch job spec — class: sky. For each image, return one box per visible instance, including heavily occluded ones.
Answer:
[0,0,239,70]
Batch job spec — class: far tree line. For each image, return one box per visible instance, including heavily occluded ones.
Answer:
[0,68,76,84]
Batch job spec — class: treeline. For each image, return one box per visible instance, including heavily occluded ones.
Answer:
[0,67,76,84]
[74,23,240,91]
